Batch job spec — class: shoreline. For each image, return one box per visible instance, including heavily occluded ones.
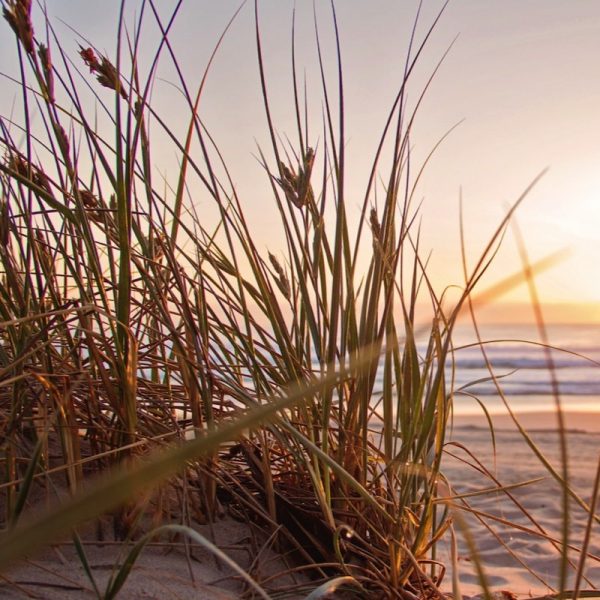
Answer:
[450,409,600,434]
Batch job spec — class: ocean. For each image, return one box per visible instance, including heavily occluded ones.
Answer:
[434,322,600,417]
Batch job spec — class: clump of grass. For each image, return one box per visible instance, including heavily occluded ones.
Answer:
[0,1,596,598]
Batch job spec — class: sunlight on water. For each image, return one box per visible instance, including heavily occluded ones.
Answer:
[428,322,599,418]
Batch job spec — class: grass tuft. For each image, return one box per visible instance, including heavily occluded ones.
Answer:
[0,2,597,598]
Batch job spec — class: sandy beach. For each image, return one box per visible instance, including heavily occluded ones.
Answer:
[441,410,600,597]
[0,512,309,599]
[1,409,598,599]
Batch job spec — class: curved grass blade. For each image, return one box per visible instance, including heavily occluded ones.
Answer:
[9,435,44,527]
[303,576,363,599]
[104,524,271,600]
[72,531,101,599]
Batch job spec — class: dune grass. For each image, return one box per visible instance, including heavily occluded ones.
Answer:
[0,1,598,598]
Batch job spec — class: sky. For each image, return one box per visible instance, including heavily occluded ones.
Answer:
[1,1,599,322]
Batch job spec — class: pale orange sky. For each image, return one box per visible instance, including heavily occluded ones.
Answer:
[1,1,598,322]
[460,302,600,325]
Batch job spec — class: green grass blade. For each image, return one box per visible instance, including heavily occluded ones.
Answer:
[104,524,271,600]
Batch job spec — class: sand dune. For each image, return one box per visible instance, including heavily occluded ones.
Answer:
[2,412,599,599]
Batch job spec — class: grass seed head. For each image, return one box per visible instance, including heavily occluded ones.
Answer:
[34,228,53,273]
[79,46,128,100]
[276,155,314,209]
[9,153,51,196]
[79,46,100,72]
[38,44,55,103]
[31,167,51,195]
[268,252,285,277]
[52,122,69,157]
[79,189,98,209]
[370,208,382,248]
[277,273,291,300]
[3,0,34,55]
[268,252,291,300]
[8,153,29,177]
